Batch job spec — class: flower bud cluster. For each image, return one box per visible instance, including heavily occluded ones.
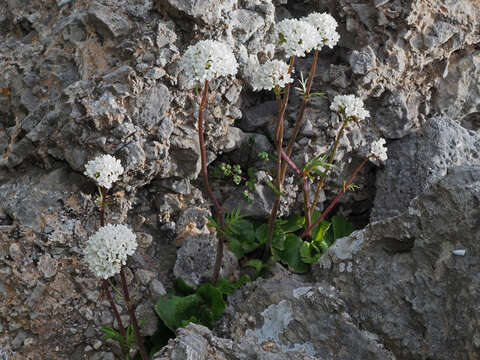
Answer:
[84,154,124,190]
[181,40,238,87]
[84,224,138,279]
[330,94,370,122]
[370,138,388,162]
[251,60,294,91]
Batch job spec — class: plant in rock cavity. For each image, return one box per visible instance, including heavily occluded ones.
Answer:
[83,154,148,360]
[181,39,238,284]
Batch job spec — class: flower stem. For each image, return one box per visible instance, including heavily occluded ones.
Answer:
[280,150,311,235]
[300,156,370,238]
[198,80,226,284]
[99,187,128,357]
[309,120,347,219]
[120,267,148,360]
[278,50,318,237]
[264,56,296,261]
[102,280,128,357]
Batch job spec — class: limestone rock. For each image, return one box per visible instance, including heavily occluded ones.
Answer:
[371,116,480,221]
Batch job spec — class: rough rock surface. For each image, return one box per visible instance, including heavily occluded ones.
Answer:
[371,116,480,221]
[1,0,480,358]
[155,166,480,359]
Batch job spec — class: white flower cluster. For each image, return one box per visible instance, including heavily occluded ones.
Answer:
[181,40,238,86]
[370,138,388,162]
[304,12,340,49]
[330,94,370,121]
[84,224,138,279]
[251,60,294,91]
[276,19,319,58]
[84,154,124,189]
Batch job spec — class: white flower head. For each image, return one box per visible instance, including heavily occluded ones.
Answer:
[251,60,294,91]
[181,40,238,86]
[84,154,124,189]
[369,138,388,162]
[330,94,370,121]
[304,12,340,49]
[84,224,138,279]
[276,19,320,58]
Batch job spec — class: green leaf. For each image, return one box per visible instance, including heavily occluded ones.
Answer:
[215,278,235,295]
[273,234,310,273]
[243,259,263,273]
[299,242,322,264]
[331,215,354,242]
[155,294,203,331]
[278,215,305,233]
[174,278,196,296]
[196,283,226,324]
[255,223,269,244]
[312,219,331,244]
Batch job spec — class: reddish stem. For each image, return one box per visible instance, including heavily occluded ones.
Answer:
[278,50,318,237]
[300,157,370,238]
[264,56,296,260]
[309,120,347,218]
[280,150,311,237]
[102,280,128,357]
[198,80,226,284]
[120,268,149,360]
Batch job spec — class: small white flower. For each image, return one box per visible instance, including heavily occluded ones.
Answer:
[84,224,138,279]
[181,40,238,86]
[84,154,124,190]
[276,19,320,58]
[369,138,388,162]
[251,60,294,91]
[330,94,370,121]
[304,12,340,49]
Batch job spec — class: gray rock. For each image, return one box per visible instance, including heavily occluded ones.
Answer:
[372,116,480,221]
[11,330,29,350]
[349,46,377,75]
[432,50,480,123]
[135,303,158,337]
[149,279,167,300]
[161,0,235,25]
[222,183,274,218]
[218,126,246,153]
[132,84,171,131]
[87,2,132,39]
[371,90,419,139]
[173,234,237,287]
[38,253,57,279]
[0,166,86,232]
[314,165,480,360]
[240,101,278,132]
[229,9,265,43]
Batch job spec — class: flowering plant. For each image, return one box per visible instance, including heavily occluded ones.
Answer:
[304,12,340,50]
[84,154,124,190]
[276,19,319,58]
[251,59,294,91]
[181,39,238,87]
[330,94,370,122]
[84,224,137,279]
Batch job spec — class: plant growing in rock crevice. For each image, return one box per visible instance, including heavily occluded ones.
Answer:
[180,39,238,284]
[178,10,388,294]
[83,154,148,360]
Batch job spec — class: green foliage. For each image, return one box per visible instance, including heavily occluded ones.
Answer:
[155,283,226,331]
[269,214,354,272]
[102,320,145,353]
[243,258,276,279]
[303,154,335,180]
[258,151,270,161]
[294,71,326,100]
